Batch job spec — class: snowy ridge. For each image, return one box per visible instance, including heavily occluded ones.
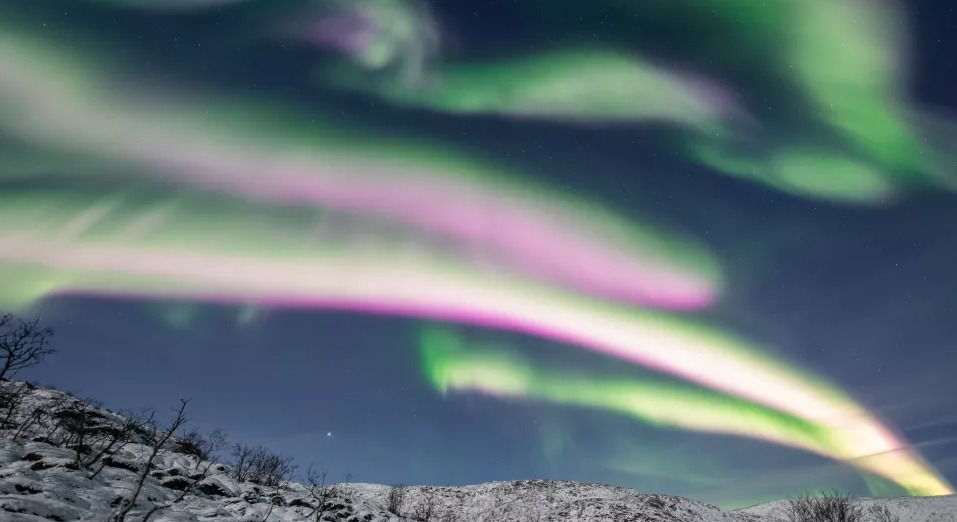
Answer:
[737,495,957,522]
[343,481,762,522]
[0,381,954,522]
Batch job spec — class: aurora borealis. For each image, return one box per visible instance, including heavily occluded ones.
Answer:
[1,0,955,508]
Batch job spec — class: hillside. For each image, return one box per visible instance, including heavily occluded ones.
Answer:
[737,495,957,522]
[0,380,953,522]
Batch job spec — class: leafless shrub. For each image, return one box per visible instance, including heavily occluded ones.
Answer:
[177,428,229,462]
[85,409,154,480]
[785,490,863,522]
[42,394,74,445]
[51,399,101,463]
[439,504,460,522]
[231,443,257,483]
[297,465,344,521]
[866,505,899,522]
[338,472,356,498]
[109,399,190,522]
[230,443,298,488]
[0,381,30,429]
[412,489,437,522]
[12,404,47,440]
[387,484,407,515]
[0,312,55,381]
[46,397,144,474]
[0,381,55,442]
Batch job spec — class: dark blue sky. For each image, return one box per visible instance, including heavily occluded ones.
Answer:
[5,0,957,510]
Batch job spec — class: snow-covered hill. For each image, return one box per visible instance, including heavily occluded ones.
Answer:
[0,380,953,522]
[737,494,957,522]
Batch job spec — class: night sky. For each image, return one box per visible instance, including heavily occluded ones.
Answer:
[2,0,956,510]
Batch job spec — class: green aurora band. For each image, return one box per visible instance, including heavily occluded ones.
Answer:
[0,186,951,496]
[0,0,954,500]
[53,0,957,201]
[0,25,719,310]
[418,327,949,496]
[320,0,954,203]
[420,328,834,450]
[321,46,738,134]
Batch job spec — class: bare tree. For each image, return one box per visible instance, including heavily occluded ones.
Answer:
[0,381,30,430]
[0,381,53,442]
[785,490,863,522]
[387,484,407,516]
[86,409,155,480]
[439,503,460,522]
[56,399,101,467]
[298,465,342,521]
[412,489,437,522]
[257,457,297,522]
[336,472,356,499]
[259,500,277,522]
[12,405,47,441]
[230,443,297,488]
[254,452,298,488]
[109,399,190,522]
[0,313,55,381]
[231,442,257,483]
[31,392,67,444]
[866,505,899,522]
[177,428,229,462]
[140,449,222,522]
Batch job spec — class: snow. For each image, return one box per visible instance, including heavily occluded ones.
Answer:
[738,494,957,522]
[1,380,954,521]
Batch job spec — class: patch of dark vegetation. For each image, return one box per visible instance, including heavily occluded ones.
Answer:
[30,460,55,471]
[0,502,26,513]
[101,456,138,472]
[161,477,192,491]
[196,481,231,498]
[14,483,42,494]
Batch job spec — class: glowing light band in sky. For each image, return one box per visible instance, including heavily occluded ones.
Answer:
[0,30,719,310]
[418,327,947,496]
[317,0,955,203]
[320,47,742,133]
[0,188,950,496]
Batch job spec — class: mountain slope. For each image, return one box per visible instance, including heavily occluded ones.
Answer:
[738,494,957,522]
[0,380,953,522]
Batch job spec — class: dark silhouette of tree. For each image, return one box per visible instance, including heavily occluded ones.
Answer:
[412,489,437,522]
[230,443,298,488]
[866,505,899,522]
[785,490,863,522]
[387,484,407,515]
[0,312,55,381]
[177,428,229,461]
[110,399,190,522]
[298,465,346,521]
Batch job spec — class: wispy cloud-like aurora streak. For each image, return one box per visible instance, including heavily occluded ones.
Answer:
[322,0,955,203]
[0,189,950,496]
[320,46,741,133]
[0,30,717,311]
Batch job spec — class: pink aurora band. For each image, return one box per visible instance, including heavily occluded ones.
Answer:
[0,208,950,496]
[0,30,717,310]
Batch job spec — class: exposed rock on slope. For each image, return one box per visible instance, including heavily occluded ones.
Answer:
[1,380,954,522]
